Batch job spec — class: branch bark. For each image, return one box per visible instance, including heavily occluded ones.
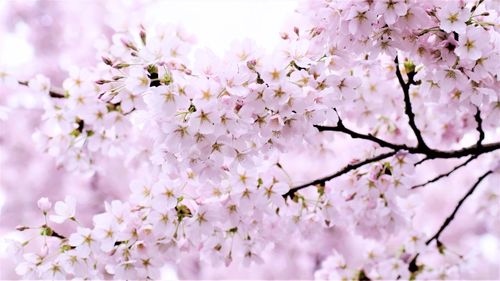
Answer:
[425,169,493,245]
[283,151,398,199]
[290,57,500,197]
[411,155,478,189]
[315,120,500,159]
[314,122,411,151]
[394,56,429,150]
[474,107,485,146]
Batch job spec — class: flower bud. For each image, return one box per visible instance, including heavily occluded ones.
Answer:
[121,38,138,51]
[113,63,130,69]
[280,32,289,40]
[95,79,111,85]
[404,59,416,74]
[37,197,52,213]
[140,29,147,45]
[16,225,29,231]
[101,56,113,66]
[246,59,257,70]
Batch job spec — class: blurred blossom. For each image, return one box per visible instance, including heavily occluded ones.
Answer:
[36,197,51,213]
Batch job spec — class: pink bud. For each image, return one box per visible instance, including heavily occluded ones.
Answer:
[95,79,110,85]
[37,197,52,213]
[140,30,147,45]
[16,225,29,231]
[246,59,257,70]
[101,56,113,66]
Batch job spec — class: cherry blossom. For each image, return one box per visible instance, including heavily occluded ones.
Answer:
[37,197,52,214]
[49,196,76,224]
[455,26,489,61]
[437,2,470,35]
[1,0,499,279]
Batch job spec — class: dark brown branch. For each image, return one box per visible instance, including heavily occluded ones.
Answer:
[423,141,500,159]
[18,80,66,98]
[411,155,478,189]
[308,118,500,197]
[474,107,485,146]
[283,151,398,199]
[425,169,493,245]
[315,122,411,151]
[51,229,67,239]
[408,253,420,273]
[414,157,429,166]
[314,121,500,159]
[394,56,429,150]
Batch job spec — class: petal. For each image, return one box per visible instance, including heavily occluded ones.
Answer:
[53,201,67,216]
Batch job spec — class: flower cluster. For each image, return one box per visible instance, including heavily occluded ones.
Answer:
[4,0,500,279]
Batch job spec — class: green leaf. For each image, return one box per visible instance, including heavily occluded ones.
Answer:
[40,226,53,237]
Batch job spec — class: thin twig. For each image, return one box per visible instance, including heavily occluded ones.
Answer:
[411,155,478,189]
[283,151,398,198]
[315,122,411,151]
[414,157,429,166]
[394,56,429,150]
[425,169,493,245]
[474,107,485,146]
[51,229,67,239]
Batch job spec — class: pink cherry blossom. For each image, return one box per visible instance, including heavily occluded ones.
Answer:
[49,196,76,224]
[37,197,52,213]
[1,0,500,280]
[437,2,470,35]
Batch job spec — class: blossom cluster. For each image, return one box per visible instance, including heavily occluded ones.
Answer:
[3,0,500,279]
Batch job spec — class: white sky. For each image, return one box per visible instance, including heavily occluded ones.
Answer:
[0,1,298,66]
[0,0,299,217]
[146,0,298,55]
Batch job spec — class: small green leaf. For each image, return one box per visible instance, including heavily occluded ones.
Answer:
[146,64,158,74]
[257,178,263,187]
[317,183,325,196]
[161,73,173,85]
[404,60,416,74]
[60,244,72,253]
[40,226,53,237]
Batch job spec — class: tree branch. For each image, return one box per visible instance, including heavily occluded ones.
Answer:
[314,122,411,151]
[424,141,500,159]
[474,107,485,147]
[291,58,499,204]
[411,155,478,189]
[425,169,493,245]
[394,56,429,150]
[413,156,430,166]
[314,120,500,159]
[51,229,67,239]
[310,117,499,196]
[283,151,398,199]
